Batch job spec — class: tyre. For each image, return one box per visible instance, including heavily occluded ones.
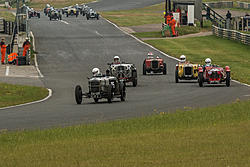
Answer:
[226,72,230,87]
[94,98,98,103]
[75,85,82,104]
[49,16,51,21]
[143,62,146,75]
[66,13,68,17]
[38,13,40,18]
[120,85,126,101]
[175,69,179,83]
[163,63,167,75]
[198,73,203,87]
[107,85,112,103]
[59,15,62,20]
[86,15,89,20]
[133,79,137,87]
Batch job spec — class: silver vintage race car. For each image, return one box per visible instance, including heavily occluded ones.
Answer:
[107,63,137,87]
[86,9,99,20]
[75,75,126,104]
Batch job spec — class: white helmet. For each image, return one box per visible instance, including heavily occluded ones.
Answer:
[92,68,100,76]
[25,37,29,40]
[147,52,153,56]
[180,55,186,63]
[114,56,120,63]
[205,58,211,65]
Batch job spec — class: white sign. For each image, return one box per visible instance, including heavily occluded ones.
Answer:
[173,12,180,27]
[188,5,194,25]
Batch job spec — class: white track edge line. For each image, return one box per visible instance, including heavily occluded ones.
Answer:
[103,17,250,88]
[30,31,44,78]
[5,66,9,76]
[0,88,52,110]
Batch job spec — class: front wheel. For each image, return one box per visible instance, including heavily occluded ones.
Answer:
[143,63,146,75]
[94,98,98,103]
[75,85,82,104]
[198,73,203,87]
[107,85,112,103]
[175,69,179,83]
[120,85,126,101]
[226,72,230,87]
[163,63,167,75]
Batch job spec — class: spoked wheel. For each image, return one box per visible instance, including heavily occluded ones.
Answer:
[75,85,82,104]
[226,72,230,87]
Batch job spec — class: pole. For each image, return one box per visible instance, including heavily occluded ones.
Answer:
[165,0,167,13]
[16,0,19,33]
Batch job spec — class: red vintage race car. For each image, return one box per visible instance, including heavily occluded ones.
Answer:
[143,56,166,75]
[198,65,231,87]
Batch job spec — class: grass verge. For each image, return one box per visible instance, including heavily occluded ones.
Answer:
[0,83,48,108]
[0,11,15,22]
[101,3,165,27]
[0,99,249,166]
[145,35,250,84]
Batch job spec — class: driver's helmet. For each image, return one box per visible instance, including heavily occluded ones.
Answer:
[180,55,186,63]
[114,56,120,64]
[147,52,153,57]
[92,68,100,76]
[205,58,211,66]
[156,56,160,59]
[46,4,50,8]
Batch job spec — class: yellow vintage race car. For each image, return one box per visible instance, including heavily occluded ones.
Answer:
[175,62,198,83]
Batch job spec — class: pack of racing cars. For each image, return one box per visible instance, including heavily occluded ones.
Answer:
[74,53,231,104]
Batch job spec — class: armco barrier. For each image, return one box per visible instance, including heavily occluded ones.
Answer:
[212,25,250,45]
[237,1,250,9]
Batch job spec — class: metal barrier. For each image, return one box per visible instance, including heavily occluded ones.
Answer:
[212,25,250,45]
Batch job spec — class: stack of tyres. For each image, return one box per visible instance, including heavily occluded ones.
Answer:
[16,56,26,66]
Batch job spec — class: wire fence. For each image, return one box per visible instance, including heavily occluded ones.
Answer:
[212,25,250,45]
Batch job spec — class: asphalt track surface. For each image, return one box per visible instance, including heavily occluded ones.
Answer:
[0,0,250,130]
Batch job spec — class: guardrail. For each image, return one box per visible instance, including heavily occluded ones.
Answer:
[212,25,250,45]
[205,1,233,8]
[237,1,250,9]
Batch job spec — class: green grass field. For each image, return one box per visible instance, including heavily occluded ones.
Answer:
[0,99,249,166]
[145,35,250,84]
[0,83,48,108]
[101,3,165,27]
[0,11,15,22]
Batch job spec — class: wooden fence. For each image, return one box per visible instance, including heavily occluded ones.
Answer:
[212,25,250,45]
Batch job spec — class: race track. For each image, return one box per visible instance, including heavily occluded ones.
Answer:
[0,0,249,130]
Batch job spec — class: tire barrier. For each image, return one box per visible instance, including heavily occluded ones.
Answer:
[212,25,250,45]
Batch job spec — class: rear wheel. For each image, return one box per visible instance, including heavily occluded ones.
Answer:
[75,85,82,104]
[175,69,179,83]
[198,73,203,87]
[163,63,167,75]
[132,71,137,87]
[226,72,230,87]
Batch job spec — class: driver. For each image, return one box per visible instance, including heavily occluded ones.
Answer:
[147,52,154,58]
[180,55,186,63]
[92,68,102,76]
[205,58,212,67]
[113,56,120,64]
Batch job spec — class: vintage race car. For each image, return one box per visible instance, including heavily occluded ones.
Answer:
[66,7,79,17]
[107,63,137,87]
[75,75,126,104]
[198,65,231,87]
[49,10,62,20]
[143,56,167,75]
[28,9,40,18]
[86,9,99,20]
[82,6,91,16]
[175,62,198,83]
